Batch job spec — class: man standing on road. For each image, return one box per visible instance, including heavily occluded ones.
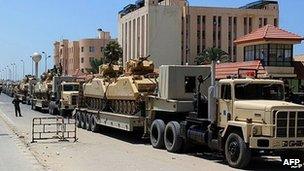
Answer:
[12,95,22,117]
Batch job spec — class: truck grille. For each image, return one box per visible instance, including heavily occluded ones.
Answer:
[71,96,77,105]
[274,111,304,138]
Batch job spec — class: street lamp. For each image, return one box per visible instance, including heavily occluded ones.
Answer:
[42,52,51,72]
[30,56,33,75]
[11,63,16,81]
[21,60,25,79]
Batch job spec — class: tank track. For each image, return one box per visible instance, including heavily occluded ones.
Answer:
[84,97,140,115]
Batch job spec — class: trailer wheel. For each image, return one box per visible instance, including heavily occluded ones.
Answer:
[49,107,53,115]
[90,115,99,132]
[225,133,251,169]
[80,112,86,129]
[75,111,81,128]
[164,121,183,153]
[85,114,91,131]
[150,119,165,149]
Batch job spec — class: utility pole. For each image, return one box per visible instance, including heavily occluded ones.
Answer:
[21,60,25,79]
[30,56,33,76]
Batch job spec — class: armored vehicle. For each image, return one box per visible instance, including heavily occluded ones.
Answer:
[15,75,36,104]
[31,72,53,111]
[82,58,157,115]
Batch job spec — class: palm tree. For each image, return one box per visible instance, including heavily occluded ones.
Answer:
[103,41,123,64]
[86,58,104,74]
[195,47,229,124]
[195,47,229,65]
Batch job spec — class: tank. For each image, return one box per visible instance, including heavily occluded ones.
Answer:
[83,58,157,115]
[33,72,54,101]
[15,75,36,102]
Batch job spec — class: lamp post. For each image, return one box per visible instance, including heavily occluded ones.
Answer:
[42,52,50,72]
[21,60,25,79]
[30,56,33,76]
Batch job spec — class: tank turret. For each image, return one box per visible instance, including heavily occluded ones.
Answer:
[99,64,123,78]
[126,57,154,75]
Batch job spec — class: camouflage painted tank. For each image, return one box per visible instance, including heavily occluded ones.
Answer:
[33,72,54,100]
[83,58,157,115]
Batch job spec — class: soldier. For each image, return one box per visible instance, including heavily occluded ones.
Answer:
[12,95,22,117]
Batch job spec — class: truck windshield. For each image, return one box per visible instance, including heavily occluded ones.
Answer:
[63,84,79,91]
[235,83,284,100]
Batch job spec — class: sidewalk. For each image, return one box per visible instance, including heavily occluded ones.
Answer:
[0,118,41,171]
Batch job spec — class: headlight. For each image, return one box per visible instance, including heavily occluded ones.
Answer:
[253,126,262,136]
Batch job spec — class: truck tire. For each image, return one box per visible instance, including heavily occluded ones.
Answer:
[164,121,183,153]
[75,111,81,128]
[150,119,165,149]
[60,109,65,117]
[80,112,86,129]
[90,115,99,132]
[225,133,251,169]
[85,114,91,131]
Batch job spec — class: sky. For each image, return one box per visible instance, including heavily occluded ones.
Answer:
[0,0,303,79]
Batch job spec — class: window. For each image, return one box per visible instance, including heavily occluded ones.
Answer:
[274,18,278,27]
[235,83,284,100]
[244,44,293,66]
[264,18,268,26]
[100,47,104,52]
[89,46,95,52]
[81,47,84,52]
[89,57,94,62]
[244,17,248,35]
[185,76,196,93]
[81,58,84,63]
[221,84,231,100]
[259,18,263,28]
[249,17,252,33]
[63,84,79,91]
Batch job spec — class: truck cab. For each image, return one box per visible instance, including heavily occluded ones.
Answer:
[49,76,79,116]
[216,78,304,167]
[60,82,79,111]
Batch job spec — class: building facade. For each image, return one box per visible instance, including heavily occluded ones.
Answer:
[53,31,112,75]
[118,0,279,67]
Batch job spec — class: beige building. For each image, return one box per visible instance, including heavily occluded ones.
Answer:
[53,31,112,75]
[118,0,279,67]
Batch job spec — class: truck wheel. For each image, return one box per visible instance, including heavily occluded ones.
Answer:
[85,114,91,131]
[164,121,183,153]
[90,115,99,132]
[225,133,251,169]
[60,109,65,117]
[150,119,165,149]
[76,111,81,128]
[80,113,86,129]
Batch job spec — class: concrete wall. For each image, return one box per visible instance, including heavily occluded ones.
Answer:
[148,5,182,67]
[118,5,181,68]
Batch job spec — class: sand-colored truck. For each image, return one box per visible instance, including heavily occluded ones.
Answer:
[75,63,304,168]
[48,76,79,116]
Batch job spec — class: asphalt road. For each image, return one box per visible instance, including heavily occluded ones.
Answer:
[0,94,293,171]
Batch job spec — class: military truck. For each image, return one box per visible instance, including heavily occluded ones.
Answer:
[48,76,79,116]
[75,64,304,169]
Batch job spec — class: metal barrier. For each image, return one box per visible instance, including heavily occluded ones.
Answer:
[31,116,77,143]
